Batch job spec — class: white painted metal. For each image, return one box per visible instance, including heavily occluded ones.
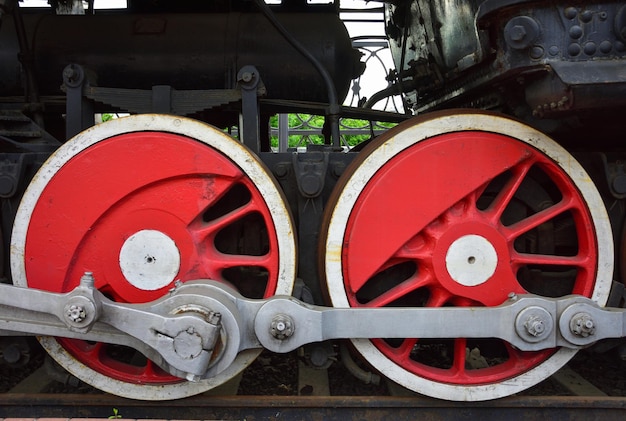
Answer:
[11,114,297,400]
[323,112,614,401]
[445,234,497,287]
[119,230,181,291]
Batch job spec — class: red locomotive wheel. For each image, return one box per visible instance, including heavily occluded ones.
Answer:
[11,114,296,400]
[321,111,613,401]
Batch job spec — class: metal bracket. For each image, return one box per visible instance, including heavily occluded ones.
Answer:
[0,273,223,381]
[237,65,266,154]
[292,151,329,199]
[62,64,95,140]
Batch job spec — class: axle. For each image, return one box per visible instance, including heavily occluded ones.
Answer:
[0,275,623,382]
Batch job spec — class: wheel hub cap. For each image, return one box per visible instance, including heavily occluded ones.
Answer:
[119,230,181,291]
[445,234,497,287]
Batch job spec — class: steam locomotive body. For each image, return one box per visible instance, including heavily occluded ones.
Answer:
[0,0,625,402]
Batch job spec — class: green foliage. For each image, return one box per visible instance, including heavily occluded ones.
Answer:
[108,408,122,419]
[268,113,396,149]
[101,113,114,122]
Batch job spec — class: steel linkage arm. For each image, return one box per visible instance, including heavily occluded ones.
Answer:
[0,273,223,381]
[1,277,626,383]
[252,293,626,353]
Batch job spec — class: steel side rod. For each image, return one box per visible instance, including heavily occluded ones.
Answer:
[2,279,626,381]
[252,294,626,354]
[0,281,220,380]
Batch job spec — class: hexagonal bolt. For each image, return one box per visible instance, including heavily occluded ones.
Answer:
[510,25,527,41]
[524,315,546,337]
[570,312,595,337]
[66,304,86,324]
[270,314,294,340]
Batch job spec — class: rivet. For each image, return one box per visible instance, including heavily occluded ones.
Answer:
[569,25,583,39]
[583,41,597,55]
[530,46,544,59]
[568,43,581,56]
[564,6,577,19]
[599,40,612,53]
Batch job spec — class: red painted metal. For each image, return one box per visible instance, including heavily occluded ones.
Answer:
[24,131,282,384]
[342,131,598,385]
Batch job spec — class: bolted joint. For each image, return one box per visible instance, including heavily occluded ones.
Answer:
[237,65,260,90]
[173,327,204,360]
[66,304,86,323]
[510,25,527,41]
[270,314,294,340]
[570,312,595,337]
[62,63,86,88]
[61,271,101,333]
[524,315,545,337]
[515,306,553,343]
[63,295,97,332]
[239,71,254,83]
[504,16,540,50]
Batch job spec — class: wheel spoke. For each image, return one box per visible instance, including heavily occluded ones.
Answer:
[426,287,452,307]
[387,338,418,364]
[502,198,573,241]
[483,159,535,223]
[189,200,257,243]
[215,252,273,269]
[451,338,467,374]
[364,271,434,308]
[511,252,591,268]
[396,234,433,260]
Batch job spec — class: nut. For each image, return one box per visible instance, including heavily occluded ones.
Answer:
[570,312,595,337]
[524,315,545,337]
[66,305,86,323]
[270,315,294,340]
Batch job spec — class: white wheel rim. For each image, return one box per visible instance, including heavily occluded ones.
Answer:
[11,114,296,400]
[323,112,613,401]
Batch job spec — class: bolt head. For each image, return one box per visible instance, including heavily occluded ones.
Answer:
[524,316,545,337]
[570,312,595,337]
[510,25,527,41]
[66,305,86,323]
[270,315,294,340]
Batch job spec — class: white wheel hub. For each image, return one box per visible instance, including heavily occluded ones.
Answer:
[119,230,181,291]
[445,234,497,287]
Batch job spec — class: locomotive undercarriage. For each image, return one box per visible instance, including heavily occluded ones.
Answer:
[1,0,626,403]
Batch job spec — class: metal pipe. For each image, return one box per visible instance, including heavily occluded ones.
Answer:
[363,84,402,109]
[340,343,380,386]
[254,0,341,147]
[10,1,44,128]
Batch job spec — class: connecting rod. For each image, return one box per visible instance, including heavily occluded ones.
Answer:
[0,277,624,382]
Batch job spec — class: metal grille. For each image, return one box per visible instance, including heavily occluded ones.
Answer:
[269,4,403,151]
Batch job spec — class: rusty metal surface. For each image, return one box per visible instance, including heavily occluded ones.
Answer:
[0,394,625,420]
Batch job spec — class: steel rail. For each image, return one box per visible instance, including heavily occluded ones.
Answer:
[0,393,624,420]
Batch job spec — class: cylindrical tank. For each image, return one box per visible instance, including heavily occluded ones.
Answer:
[0,11,363,103]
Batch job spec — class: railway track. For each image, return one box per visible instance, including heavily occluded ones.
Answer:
[0,393,624,419]
[2,347,625,419]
